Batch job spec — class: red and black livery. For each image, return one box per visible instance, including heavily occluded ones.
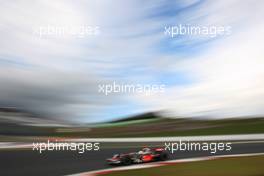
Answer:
[106,147,169,165]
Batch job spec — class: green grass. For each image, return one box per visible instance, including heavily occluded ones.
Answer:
[136,121,264,137]
[2,118,263,139]
[92,118,162,128]
[103,155,264,176]
[78,118,264,137]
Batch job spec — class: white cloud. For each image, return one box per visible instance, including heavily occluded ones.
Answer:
[1,0,263,122]
[0,0,164,122]
[136,0,264,118]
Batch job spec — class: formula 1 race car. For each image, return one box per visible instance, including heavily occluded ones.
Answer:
[106,147,169,165]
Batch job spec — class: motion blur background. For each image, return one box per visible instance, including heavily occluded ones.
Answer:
[1,0,264,124]
[0,0,264,176]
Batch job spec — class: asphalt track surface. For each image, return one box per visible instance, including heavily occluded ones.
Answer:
[1,142,264,176]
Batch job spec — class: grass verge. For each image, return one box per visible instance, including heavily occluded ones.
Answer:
[102,155,264,176]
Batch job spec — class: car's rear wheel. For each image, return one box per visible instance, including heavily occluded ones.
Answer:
[121,157,132,165]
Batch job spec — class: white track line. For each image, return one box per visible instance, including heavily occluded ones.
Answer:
[68,134,264,142]
[67,152,264,176]
[1,134,264,149]
[0,142,32,149]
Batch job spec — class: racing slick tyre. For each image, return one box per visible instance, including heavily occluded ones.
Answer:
[121,156,132,165]
[159,151,169,161]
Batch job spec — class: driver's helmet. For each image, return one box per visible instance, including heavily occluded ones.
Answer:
[113,154,120,158]
[142,148,151,153]
[138,150,144,154]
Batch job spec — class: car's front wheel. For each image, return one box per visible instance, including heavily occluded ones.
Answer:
[159,152,169,161]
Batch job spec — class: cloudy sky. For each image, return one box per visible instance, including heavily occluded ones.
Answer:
[0,0,263,123]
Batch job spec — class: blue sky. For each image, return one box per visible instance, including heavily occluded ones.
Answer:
[0,0,264,123]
